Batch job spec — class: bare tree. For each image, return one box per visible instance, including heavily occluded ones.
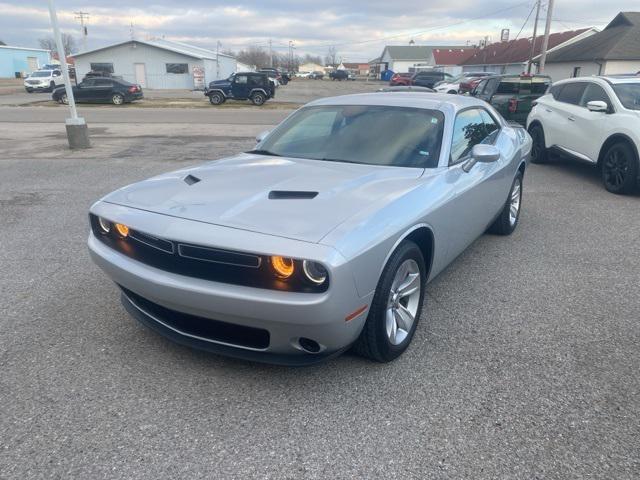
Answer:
[235,46,270,68]
[38,33,78,55]
[325,46,338,67]
[302,53,323,66]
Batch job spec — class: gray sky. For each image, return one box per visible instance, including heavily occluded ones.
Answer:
[0,1,635,60]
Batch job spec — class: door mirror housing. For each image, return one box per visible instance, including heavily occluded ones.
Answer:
[462,144,501,172]
[586,100,608,112]
[255,130,271,143]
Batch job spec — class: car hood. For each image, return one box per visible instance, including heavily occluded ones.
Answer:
[102,154,424,243]
[208,80,231,88]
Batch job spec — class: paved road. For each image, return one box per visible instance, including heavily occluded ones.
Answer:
[1,137,639,477]
[0,105,293,125]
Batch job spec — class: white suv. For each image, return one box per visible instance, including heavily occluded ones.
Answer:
[527,75,640,194]
[24,69,64,93]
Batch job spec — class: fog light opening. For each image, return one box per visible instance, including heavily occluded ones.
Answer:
[298,337,321,354]
[114,223,129,238]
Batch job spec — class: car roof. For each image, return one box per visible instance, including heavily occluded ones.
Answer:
[554,75,640,86]
[307,92,486,114]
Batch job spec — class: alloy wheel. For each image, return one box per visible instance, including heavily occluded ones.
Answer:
[386,259,421,345]
[112,94,124,105]
[603,147,629,190]
[509,178,522,226]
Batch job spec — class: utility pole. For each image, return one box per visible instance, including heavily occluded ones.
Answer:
[269,39,273,68]
[527,0,541,74]
[216,40,221,79]
[539,0,555,73]
[74,11,89,52]
[288,41,294,72]
[48,0,90,149]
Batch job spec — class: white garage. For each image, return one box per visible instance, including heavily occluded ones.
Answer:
[72,39,237,90]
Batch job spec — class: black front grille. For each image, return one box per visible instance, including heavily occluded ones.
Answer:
[90,214,327,293]
[121,286,270,350]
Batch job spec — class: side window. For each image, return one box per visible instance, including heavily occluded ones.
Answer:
[235,75,248,84]
[82,79,95,87]
[248,75,262,86]
[479,110,500,143]
[580,83,611,108]
[496,80,519,95]
[474,79,488,94]
[450,109,486,164]
[549,84,564,99]
[556,82,587,105]
[484,78,500,94]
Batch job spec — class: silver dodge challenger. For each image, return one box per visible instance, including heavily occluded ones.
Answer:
[88,93,531,364]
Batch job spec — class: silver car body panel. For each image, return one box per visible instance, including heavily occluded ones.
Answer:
[89,92,531,362]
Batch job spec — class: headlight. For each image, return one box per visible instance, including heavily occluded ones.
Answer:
[114,223,129,237]
[271,256,294,278]
[97,217,111,233]
[303,260,328,285]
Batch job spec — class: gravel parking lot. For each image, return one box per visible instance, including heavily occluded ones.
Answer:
[1,83,639,478]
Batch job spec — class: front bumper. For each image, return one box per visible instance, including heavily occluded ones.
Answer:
[24,82,50,90]
[87,205,372,364]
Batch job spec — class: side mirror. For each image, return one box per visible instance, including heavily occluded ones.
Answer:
[587,100,608,112]
[255,130,271,143]
[463,144,501,172]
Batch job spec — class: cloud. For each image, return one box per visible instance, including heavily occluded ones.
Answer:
[0,0,634,60]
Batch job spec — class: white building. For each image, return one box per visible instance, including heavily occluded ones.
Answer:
[378,45,461,73]
[72,39,236,89]
[298,62,324,73]
[536,12,640,81]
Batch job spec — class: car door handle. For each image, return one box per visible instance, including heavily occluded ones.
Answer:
[545,108,552,113]
[568,116,575,122]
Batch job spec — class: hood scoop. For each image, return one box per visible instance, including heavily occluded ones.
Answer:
[268,190,318,200]
[183,174,201,186]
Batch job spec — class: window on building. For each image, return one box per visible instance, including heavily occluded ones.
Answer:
[90,63,114,73]
[572,66,581,78]
[166,63,189,74]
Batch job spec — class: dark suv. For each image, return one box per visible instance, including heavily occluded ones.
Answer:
[205,72,275,106]
[472,74,551,125]
[411,71,453,89]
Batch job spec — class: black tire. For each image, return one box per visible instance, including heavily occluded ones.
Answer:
[60,93,68,105]
[529,124,548,164]
[601,142,639,194]
[488,171,523,235]
[251,92,266,106]
[353,240,426,362]
[26,88,33,93]
[49,81,55,92]
[208,92,224,105]
[111,93,125,105]
[448,90,457,94]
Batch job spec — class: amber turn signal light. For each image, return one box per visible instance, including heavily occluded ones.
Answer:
[271,256,294,278]
[114,223,130,237]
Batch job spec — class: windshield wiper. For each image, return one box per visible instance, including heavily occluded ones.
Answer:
[247,149,281,156]
[320,157,363,165]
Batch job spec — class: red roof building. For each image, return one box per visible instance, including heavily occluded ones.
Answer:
[460,28,597,75]
[432,48,477,66]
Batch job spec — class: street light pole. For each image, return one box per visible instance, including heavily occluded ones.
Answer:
[47,0,90,148]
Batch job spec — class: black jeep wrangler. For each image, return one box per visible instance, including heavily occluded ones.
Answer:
[205,72,275,106]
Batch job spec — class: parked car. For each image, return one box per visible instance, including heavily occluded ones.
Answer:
[259,68,288,85]
[378,86,435,93]
[434,72,491,94]
[389,72,413,86]
[472,74,551,125]
[24,69,64,92]
[295,71,311,78]
[411,71,454,89]
[87,93,531,365]
[329,70,349,81]
[52,77,143,105]
[308,71,324,80]
[205,72,275,106]
[527,75,640,194]
[459,76,490,94]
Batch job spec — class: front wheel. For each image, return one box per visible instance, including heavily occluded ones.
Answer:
[488,172,523,235]
[529,125,548,164]
[208,92,224,105]
[353,240,425,362]
[59,93,68,105]
[601,142,639,194]
[250,92,266,106]
[111,93,124,105]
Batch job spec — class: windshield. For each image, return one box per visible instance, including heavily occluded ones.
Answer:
[256,105,445,168]
[612,83,640,110]
[31,71,52,77]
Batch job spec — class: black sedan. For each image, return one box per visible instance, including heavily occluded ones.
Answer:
[52,77,143,105]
